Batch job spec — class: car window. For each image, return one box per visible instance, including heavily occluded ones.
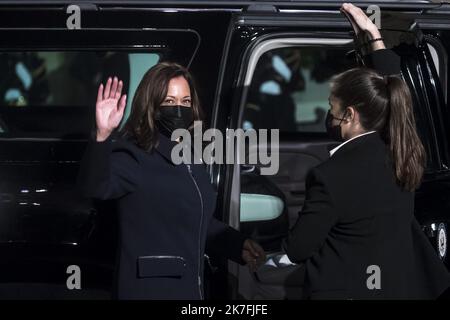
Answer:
[242,46,355,134]
[0,51,160,139]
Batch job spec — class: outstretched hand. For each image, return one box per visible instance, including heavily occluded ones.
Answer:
[242,239,266,272]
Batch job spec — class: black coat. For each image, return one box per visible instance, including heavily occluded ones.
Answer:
[284,50,450,299]
[77,131,246,300]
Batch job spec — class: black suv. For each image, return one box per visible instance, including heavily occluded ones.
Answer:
[0,0,449,299]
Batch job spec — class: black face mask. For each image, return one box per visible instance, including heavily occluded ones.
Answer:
[325,109,347,142]
[156,105,194,137]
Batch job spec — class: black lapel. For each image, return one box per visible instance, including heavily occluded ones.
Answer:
[154,132,178,165]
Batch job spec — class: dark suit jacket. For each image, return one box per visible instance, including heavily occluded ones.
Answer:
[284,49,450,299]
[76,131,246,300]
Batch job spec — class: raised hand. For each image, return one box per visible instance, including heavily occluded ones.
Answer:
[340,3,386,51]
[95,76,127,142]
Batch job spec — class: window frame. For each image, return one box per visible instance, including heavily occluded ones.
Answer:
[238,38,354,134]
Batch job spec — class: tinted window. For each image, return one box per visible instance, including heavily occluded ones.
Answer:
[0,51,160,138]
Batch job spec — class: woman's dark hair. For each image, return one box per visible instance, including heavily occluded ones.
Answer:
[118,62,202,152]
[330,67,426,192]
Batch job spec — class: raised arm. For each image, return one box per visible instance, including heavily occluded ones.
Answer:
[77,77,141,200]
[341,3,401,75]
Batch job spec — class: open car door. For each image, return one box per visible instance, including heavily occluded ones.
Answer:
[208,2,450,299]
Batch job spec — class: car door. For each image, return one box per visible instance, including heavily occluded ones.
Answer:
[0,11,201,297]
[209,3,450,299]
